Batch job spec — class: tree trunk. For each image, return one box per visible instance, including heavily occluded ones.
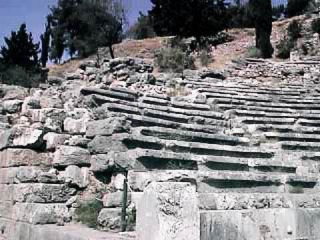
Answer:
[109,44,115,59]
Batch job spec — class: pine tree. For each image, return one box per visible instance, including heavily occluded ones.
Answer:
[0,23,40,70]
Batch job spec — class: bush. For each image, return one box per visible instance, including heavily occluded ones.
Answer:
[0,64,41,88]
[287,0,311,17]
[75,199,103,228]
[276,37,295,59]
[289,185,304,194]
[287,20,302,40]
[155,47,195,73]
[312,18,320,34]
[246,46,262,58]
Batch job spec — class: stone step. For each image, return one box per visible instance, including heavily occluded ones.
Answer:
[97,98,222,120]
[123,134,274,159]
[127,114,222,134]
[134,127,249,146]
[204,93,272,103]
[117,148,296,173]
[281,141,320,152]
[140,96,169,106]
[255,124,320,134]
[264,132,320,143]
[128,170,318,193]
[238,117,296,125]
[298,119,320,127]
[217,104,295,113]
[198,193,320,210]
[81,87,137,102]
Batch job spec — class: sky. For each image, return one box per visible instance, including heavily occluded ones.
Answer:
[0,0,152,46]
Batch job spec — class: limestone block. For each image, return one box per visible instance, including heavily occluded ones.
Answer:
[53,146,91,167]
[98,208,122,232]
[13,183,76,203]
[137,182,200,240]
[61,166,89,189]
[103,191,131,208]
[12,203,70,224]
[44,132,70,150]
[87,135,128,154]
[12,128,45,150]
[15,167,42,183]
[86,117,130,138]
[0,149,52,168]
[90,154,114,172]
[2,100,23,113]
[200,209,320,240]
[63,117,88,135]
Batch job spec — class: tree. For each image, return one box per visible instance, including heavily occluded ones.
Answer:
[287,0,311,17]
[126,12,156,40]
[40,16,52,67]
[49,0,124,60]
[0,23,40,70]
[249,0,274,58]
[149,0,227,46]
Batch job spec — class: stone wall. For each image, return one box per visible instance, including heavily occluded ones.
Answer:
[1,56,320,239]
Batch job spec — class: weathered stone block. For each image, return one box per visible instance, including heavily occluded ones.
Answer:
[53,146,91,167]
[86,117,129,138]
[200,209,320,240]
[0,149,52,168]
[137,182,200,240]
[98,208,121,232]
[61,166,89,188]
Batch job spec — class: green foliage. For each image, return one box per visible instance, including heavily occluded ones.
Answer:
[246,46,262,58]
[289,185,304,194]
[75,199,103,229]
[226,5,254,28]
[149,0,227,44]
[287,20,302,41]
[0,23,40,70]
[155,47,195,73]
[49,0,124,61]
[249,0,274,58]
[312,18,320,34]
[287,0,311,17]
[276,37,294,59]
[126,12,156,40]
[0,64,41,88]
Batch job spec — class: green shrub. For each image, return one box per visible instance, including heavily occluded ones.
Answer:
[246,46,262,58]
[287,20,302,41]
[312,18,320,34]
[289,185,304,194]
[155,47,195,73]
[0,64,41,88]
[75,199,103,228]
[276,37,295,59]
[200,50,211,67]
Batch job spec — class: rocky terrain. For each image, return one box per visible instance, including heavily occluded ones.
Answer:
[2,14,320,240]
